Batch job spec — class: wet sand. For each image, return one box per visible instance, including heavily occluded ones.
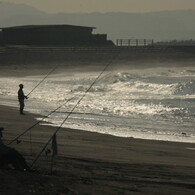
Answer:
[1,104,195,194]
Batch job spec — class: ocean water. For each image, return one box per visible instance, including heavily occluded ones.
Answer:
[0,64,195,143]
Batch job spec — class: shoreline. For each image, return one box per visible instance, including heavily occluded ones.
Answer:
[0,105,195,164]
[1,103,195,165]
[1,98,194,144]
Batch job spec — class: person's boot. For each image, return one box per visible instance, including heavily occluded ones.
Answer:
[20,110,23,115]
[20,108,25,115]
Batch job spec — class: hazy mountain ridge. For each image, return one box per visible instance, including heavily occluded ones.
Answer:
[0,2,195,41]
[0,2,45,19]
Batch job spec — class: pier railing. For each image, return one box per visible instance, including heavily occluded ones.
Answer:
[116,39,154,46]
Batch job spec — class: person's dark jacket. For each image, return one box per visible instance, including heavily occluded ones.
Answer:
[18,89,27,102]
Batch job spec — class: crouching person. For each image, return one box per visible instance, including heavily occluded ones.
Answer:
[0,127,29,171]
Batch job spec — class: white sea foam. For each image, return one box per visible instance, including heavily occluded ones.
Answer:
[0,66,195,143]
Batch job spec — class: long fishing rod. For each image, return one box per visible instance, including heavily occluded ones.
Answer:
[8,97,75,145]
[31,52,120,168]
[26,64,59,97]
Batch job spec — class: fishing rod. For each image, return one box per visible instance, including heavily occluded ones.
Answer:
[8,97,75,145]
[31,52,120,168]
[26,64,59,97]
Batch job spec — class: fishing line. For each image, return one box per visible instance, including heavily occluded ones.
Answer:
[26,64,59,97]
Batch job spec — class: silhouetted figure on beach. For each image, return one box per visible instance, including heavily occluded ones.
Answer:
[0,127,29,171]
[18,84,28,115]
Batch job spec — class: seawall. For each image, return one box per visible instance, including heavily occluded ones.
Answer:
[0,45,195,65]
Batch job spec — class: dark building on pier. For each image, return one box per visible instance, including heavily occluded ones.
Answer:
[0,24,113,46]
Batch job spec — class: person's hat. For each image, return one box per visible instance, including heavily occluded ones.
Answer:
[19,84,24,87]
[0,127,4,131]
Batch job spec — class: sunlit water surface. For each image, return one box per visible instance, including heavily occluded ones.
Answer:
[0,65,195,143]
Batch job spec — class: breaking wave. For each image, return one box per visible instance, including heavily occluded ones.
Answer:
[110,73,195,97]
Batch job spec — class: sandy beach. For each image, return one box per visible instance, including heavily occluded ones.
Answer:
[0,104,195,194]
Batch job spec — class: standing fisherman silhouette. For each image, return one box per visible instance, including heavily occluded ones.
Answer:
[18,84,28,115]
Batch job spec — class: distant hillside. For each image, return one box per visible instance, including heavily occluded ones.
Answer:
[0,2,195,42]
[0,2,44,19]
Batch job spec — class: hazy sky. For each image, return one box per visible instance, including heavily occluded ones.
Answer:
[5,0,195,13]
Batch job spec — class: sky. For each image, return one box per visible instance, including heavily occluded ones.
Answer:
[4,0,195,13]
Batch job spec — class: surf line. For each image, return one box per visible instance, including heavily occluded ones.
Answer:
[30,51,121,168]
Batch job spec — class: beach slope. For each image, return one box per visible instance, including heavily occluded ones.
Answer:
[1,105,195,194]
